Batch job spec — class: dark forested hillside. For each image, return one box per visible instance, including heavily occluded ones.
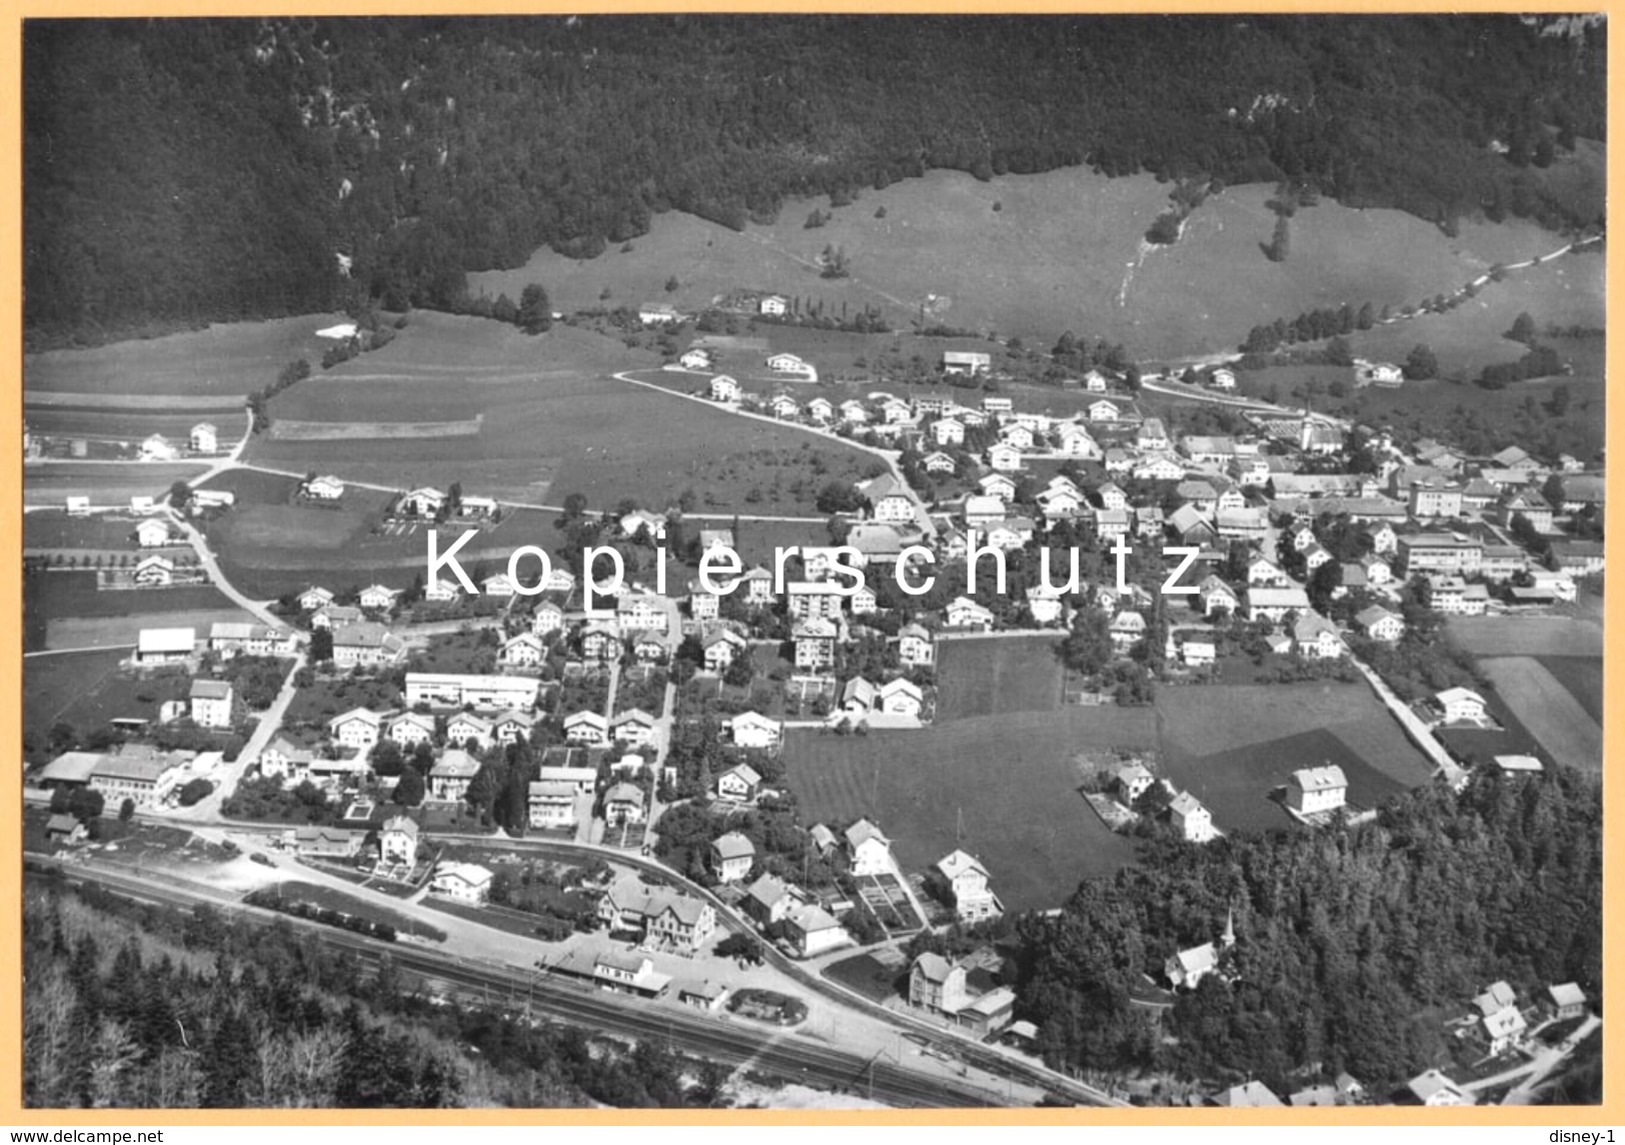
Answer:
[25,15,1606,345]
[1010,768,1602,1098]
[22,876,726,1108]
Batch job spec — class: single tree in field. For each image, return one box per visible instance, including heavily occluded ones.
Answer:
[518,284,552,335]
[1507,311,1538,344]
[118,798,136,822]
[1404,344,1439,381]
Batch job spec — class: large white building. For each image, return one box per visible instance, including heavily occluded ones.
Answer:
[404,672,540,711]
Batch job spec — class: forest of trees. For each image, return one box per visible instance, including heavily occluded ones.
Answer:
[23,874,732,1108]
[25,15,1605,345]
[1009,767,1601,1099]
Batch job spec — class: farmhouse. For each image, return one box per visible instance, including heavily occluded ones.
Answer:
[1548,983,1586,1020]
[1088,399,1120,422]
[1291,612,1344,660]
[638,302,680,325]
[935,850,1003,923]
[358,584,400,611]
[1407,1070,1474,1107]
[741,873,793,927]
[500,631,546,667]
[422,750,481,804]
[564,710,609,746]
[1111,761,1155,804]
[1353,605,1404,642]
[1056,423,1101,458]
[942,350,991,376]
[399,487,445,518]
[611,709,657,749]
[304,475,345,500]
[1168,791,1217,843]
[860,474,916,524]
[387,711,436,749]
[1286,765,1348,815]
[784,904,850,958]
[710,832,756,883]
[189,423,218,453]
[845,819,892,876]
[897,623,934,668]
[298,586,336,611]
[679,348,712,370]
[140,434,179,461]
[328,708,381,752]
[878,677,924,718]
[730,711,782,750]
[702,627,748,671]
[1435,687,1487,725]
[135,518,173,547]
[311,604,361,631]
[188,679,235,729]
[945,597,994,630]
[293,827,360,859]
[759,294,788,316]
[1180,637,1216,668]
[767,352,813,377]
[715,762,762,803]
[430,862,493,905]
[379,816,419,867]
[133,556,175,587]
[331,623,406,668]
[987,442,1024,472]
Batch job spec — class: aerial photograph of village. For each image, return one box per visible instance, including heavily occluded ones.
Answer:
[18,13,1605,1112]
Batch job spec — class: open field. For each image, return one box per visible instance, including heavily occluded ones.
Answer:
[46,610,254,654]
[267,416,485,441]
[25,409,249,447]
[785,706,1156,912]
[1341,253,1604,374]
[23,646,135,747]
[1535,655,1603,724]
[194,467,306,504]
[24,314,354,397]
[934,635,1064,720]
[1446,615,1605,658]
[23,462,212,509]
[34,660,197,744]
[1476,657,1602,773]
[472,168,1575,356]
[25,391,250,411]
[24,570,252,651]
[1154,682,1435,789]
[24,512,159,551]
[243,312,881,511]
[257,881,448,942]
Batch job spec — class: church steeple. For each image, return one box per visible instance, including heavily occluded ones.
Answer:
[1221,907,1236,948]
